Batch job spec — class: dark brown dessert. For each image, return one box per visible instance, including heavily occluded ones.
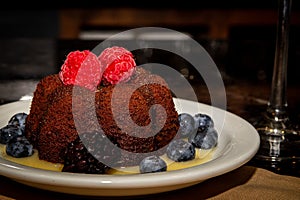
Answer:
[25,67,179,168]
[24,47,180,173]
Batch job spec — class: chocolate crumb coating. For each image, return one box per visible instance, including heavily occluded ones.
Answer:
[25,74,63,147]
[25,66,179,167]
[37,85,98,163]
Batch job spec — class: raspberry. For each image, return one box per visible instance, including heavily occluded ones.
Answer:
[98,46,136,85]
[59,50,102,91]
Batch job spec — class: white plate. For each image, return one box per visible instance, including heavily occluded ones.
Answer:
[0,98,260,197]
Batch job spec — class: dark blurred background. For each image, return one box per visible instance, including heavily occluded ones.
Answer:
[0,0,300,104]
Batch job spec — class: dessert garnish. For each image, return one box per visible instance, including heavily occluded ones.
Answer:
[193,113,214,132]
[166,139,196,162]
[98,46,136,85]
[0,113,27,144]
[139,155,167,173]
[0,124,23,144]
[6,136,33,158]
[59,50,102,91]
[0,112,33,158]
[177,113,197,138]
[8,112,28,134]
[189,113,218,149]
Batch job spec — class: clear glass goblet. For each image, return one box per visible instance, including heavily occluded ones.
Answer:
[251,0,300,175]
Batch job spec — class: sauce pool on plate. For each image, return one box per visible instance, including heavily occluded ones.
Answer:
[0,144,215,174]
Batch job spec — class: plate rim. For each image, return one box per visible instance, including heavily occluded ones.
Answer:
[0,98,260,195]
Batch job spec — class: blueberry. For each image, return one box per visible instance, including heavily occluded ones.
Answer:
[8,112,28,133]
[188,128,218,149]
[166,139,195,162]
[139,155,167,173]
[177,113,196,138]
[0,124,23,144]
[6,136,33,158]
[194,113,214,131]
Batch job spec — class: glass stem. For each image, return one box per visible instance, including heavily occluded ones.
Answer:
[267,0,292,120]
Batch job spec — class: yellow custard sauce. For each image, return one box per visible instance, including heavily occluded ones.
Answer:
[0,144,215,174]
[109,148,215,174]
[0,144,63,171]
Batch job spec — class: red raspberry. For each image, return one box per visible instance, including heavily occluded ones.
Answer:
[98,46,136,85]
[59,50,102,91]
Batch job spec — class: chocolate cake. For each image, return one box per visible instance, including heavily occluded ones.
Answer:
[96,68,179,166]
[24,47,180,171]
[25,74,63,147]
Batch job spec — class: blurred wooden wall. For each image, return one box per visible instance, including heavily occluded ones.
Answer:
[59,8,300,40]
